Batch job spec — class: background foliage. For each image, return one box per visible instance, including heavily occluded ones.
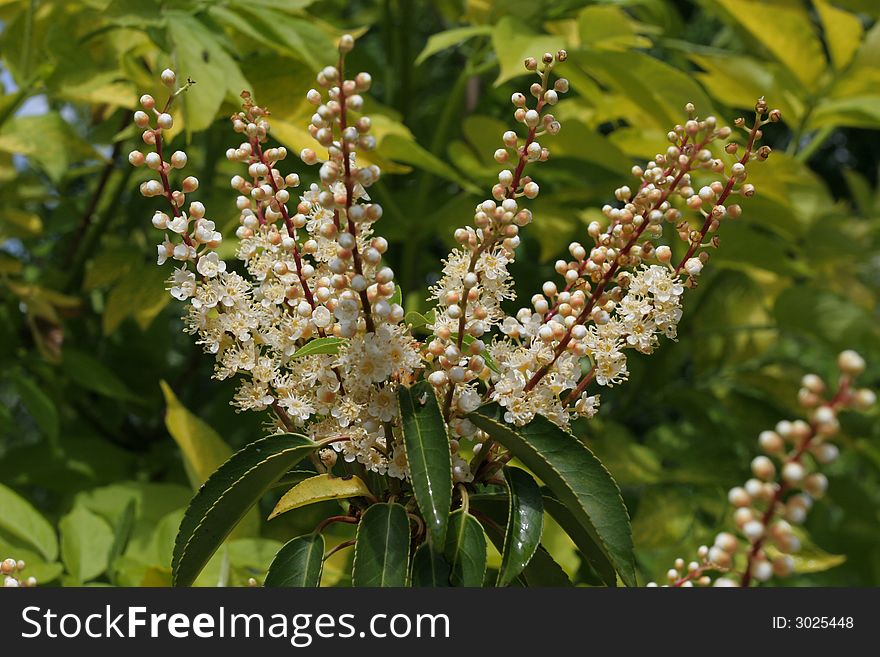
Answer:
[1,0,878,587]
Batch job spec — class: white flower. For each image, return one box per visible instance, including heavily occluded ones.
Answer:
[457,386,481,413]
[168,214,189,234]
[196,252,227,278]
[157,239,173,265]
[168,267,196,300]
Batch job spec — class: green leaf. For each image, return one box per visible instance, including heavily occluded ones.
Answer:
[172,433,319,586]
[444,509,487,587]
[106,499,136,583]
[290,337,348,359]
[160,381,234,488]
[470,493,573,587]
[229,4,338,71]
[712,0,826,92]
[61,348,136,401]
[468,405,636,586]
[0,483,58,561]
[272,470,320,489]
[389,284,403,308]
[497,467,543,587]
[268,474,373,520]
[0,112,100,183]
[370,115,471,188]
[765,528,846,574]
[411,544,451,587]
[577,5,653,51]
[404,309,436,335]
[815,0,863,71]
[352,503,411,587]
[60,505,115,583]
[10,372,59,444]
[569,49,714,129]
[415,25,492,65]
[541,493,617,587]
[166,12,251,132]
[491,16,566,86]
[264,534,325,587]
[398,381,452,548]
[102,264,169,335]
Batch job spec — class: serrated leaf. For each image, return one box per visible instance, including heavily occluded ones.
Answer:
[471,493,573,587]
[398,381,452,548]
[352,503,410,587]
[411,544,451,587]
[0,483,58,561]
[541,491,617,586]
[161,382,259,538]
[444,509,487,587]
[468,405,636,586]
[415,25,492,65]
[290,337,348,358]
[172,433,319,586]
[269,474,372,520]
[497,467,543,586]
[264,534,325,587]
[60,505,115,583]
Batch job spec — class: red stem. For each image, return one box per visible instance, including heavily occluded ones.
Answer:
[337,52,375,334]
[739,378,851,587]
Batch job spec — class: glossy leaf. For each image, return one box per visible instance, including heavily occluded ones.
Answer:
[497,467,543,587]
[172,434,319,586]
[290,337,348,358]
[269,474,372,520]
[264,534,325,587]
[472,493,571,587]
[542,492,617,587]
[468,405,636,586]
[444,509,487,587]
[352,503,410,587]
[398,381,452,548]
[411,543,451,587]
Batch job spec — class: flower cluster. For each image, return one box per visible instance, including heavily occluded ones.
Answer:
[648,350,876,587]
[130,37,418,478]
[132,36,780,488]
[430,79,778,443]
[2,557,36,587]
